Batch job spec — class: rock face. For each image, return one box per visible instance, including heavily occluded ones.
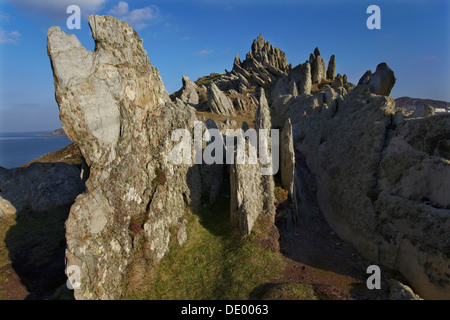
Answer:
[359,63,396,96]
[207,82,235,116]
[275,79,450,299]
[0,162,84,216]
[48,15,203,299]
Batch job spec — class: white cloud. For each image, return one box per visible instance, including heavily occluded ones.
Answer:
[108,2,162,30]
[4,0,107,20]
[0,14,10,22]
[421,56,440,62]
[0,29,20,44]
[196,49,214,57]
[109,1,128,17]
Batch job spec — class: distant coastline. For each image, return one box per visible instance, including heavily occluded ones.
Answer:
[36,128,67,137]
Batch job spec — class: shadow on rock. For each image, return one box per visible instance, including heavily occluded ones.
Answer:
[0,162,86,299]
[5,205,74,299]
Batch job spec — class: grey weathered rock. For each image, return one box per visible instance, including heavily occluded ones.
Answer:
[389,280,422,300]
[230,89,276,234]
[310,48,326,84]
[207,82,235,116]
[324,86,338,106]
[48,15,202,299]
[179,75,199,105]
[0,162,84,215]
[358,70,372,86]
[280,118,295,196]
[230,150,263,234]
[274,78,450,299]
[326,54,336,80]
[242,34,289,74]
[361,63,396,96]
[288,80,299,97]
[288,62,312,95]
[255,88,272,133]
[411,103,435,118]
[255,89,276,221]
[332,73,344,88]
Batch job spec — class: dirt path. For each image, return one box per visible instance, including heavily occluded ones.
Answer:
[0,264,29,300]
[272,151,390,300]
[276,216,389,300]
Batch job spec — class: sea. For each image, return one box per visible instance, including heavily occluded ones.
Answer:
[0,132,72,169]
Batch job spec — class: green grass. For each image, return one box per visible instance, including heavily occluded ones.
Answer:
[256,283,318,300]
[195,73,223,87]
[125,191,286,300]
[0,215,15,269]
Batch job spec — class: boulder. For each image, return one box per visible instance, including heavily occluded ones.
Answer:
[179,75,199,105]
[360,63,396,96]
[412,103,435,118]
[0,163,84,215]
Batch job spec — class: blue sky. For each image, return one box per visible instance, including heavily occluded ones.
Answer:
[0,0,448,132]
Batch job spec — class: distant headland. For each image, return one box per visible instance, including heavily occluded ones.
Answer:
[35,128,67,137]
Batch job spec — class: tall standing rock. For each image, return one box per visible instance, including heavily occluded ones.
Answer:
[48,15,201,299]
[230,151,264,234]
[255,89,276,222]
[230,89,276,234]
[309,48,326,85]
[327,54,336,80]
[280,118,295,196]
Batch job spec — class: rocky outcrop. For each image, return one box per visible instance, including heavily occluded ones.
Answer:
[178,75,199,106]
[0,162,84,216]
[288,62,312,95]
[309,48,326,85]
[275,78,449,299]
[48,15,203,299]
[207,82,235,116]
[359,63,396,96]
[43,16,448,300]
[243,33,289,74]
[326,54,336,80]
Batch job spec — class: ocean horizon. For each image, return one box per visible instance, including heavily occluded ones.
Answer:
[0,131,72,169]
